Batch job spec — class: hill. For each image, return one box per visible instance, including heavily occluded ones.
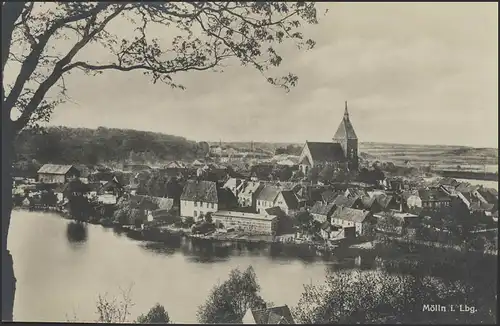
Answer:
[14,127,498,174]
[14,126,203,167]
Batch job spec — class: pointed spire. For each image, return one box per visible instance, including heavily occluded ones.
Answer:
[344,101,349,120]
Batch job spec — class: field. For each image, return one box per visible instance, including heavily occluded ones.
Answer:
[358,142,498,173]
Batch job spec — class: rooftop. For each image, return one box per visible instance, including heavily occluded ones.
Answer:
[37,164,75,175]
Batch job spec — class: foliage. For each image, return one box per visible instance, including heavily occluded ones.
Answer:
[192,221,216,235]
[197,266,266,324]
[357,167,385,185]
[275,144,302,156]
[67,194,94,221]
[136,303,170,324]
[4,2,319,134]
[15,126,200,166]
[40,190,58,206]
[112,198,146,226]
[306,166,320,183]
[205,212,213,223]
[278,166,294,182]
[95,285,134,323]
[295,210,319,235]
[184,216,195,228]
[293,265,496,324]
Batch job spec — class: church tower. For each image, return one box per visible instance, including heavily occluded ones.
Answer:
[333,101,359,171]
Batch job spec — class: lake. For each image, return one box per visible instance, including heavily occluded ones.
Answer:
[8,211,365,323]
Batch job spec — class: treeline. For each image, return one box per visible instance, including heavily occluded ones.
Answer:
[14,126,205,167]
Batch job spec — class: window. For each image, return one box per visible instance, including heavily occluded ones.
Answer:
[211,203,214,209]
[194,211,197,217]
[194,201,198,207]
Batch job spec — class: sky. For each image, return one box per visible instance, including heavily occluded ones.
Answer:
[18,2,500,147]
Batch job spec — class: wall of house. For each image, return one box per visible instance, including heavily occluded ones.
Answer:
[331,218,369,236]
[256,199,275,213]
[213,215,276,235]
[406,196,422,208]
[274,193,290,214]
[38,174,66,184]
[241,310,256,324]
[180,200,218,221]
[422,200,451,210]
[312,213,327,224]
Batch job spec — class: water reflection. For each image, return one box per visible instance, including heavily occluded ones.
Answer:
[66,221,88,246]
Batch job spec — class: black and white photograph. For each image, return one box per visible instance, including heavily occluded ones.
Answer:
[2,1,498,324]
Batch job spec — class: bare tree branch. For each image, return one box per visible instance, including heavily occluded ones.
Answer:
[2,2,27,72]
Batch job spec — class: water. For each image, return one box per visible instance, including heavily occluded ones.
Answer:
[8,211,343,323]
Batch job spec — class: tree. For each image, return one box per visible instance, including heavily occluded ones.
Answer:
[293,267,495,324]
[197,266,267,324]
[136,303,170,324]
[318,164,335,183]
[184,216,195,228]
[2,2,320,320]
[278,166,293,181]
[306,166,321,183]
[205,212,213,223]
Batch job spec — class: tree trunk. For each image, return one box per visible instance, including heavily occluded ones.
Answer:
[2,110,16,321]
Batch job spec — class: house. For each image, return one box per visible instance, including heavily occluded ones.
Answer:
[330,207,373,236]
[149,209,173,223]
[238,181,264,210]
[358,195,383,213]
[344,188,368,199]
[180,180,219,221]
[418,189,452,210]
[456,191,475,209]
[256,185,281,214]
[439,184,459,197]
[332,194,360,209]
[274,190,299,215]
[375,194,400,212]
[276,158,299,167]
[470,202,496,217]
[37,164,80,184]
[455,182,479,194]
[164,161,187,170]
[320,189,339,204]
[242,305,295,324]
[191,159,205,167]
[122,164,151,173]
[401,190,422,210]
[223,178,243,197]
[298,102,358,174]
[310,201,336,223]
[320,222,334,240]
[211,210,278,235]
[96,178,123,205]
[476,187,499,205]
[438,177,459,187]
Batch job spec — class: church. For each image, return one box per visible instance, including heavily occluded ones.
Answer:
[298,101,359,175]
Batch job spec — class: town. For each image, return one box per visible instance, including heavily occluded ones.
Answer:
[12,103,499,255]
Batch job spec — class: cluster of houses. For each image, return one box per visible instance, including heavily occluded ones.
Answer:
[15,103,497,242]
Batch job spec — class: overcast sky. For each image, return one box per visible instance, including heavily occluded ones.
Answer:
[44,2,497,148]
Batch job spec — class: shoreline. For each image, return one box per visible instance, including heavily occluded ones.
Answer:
[14,207,496,257]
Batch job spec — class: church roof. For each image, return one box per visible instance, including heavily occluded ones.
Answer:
[305,142,345,163]
[333,102,358,140]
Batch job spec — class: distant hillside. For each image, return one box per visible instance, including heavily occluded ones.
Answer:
[15,126,203,166]
[15,127,497,172]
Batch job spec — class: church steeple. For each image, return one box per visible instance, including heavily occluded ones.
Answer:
[344,101,349,120]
